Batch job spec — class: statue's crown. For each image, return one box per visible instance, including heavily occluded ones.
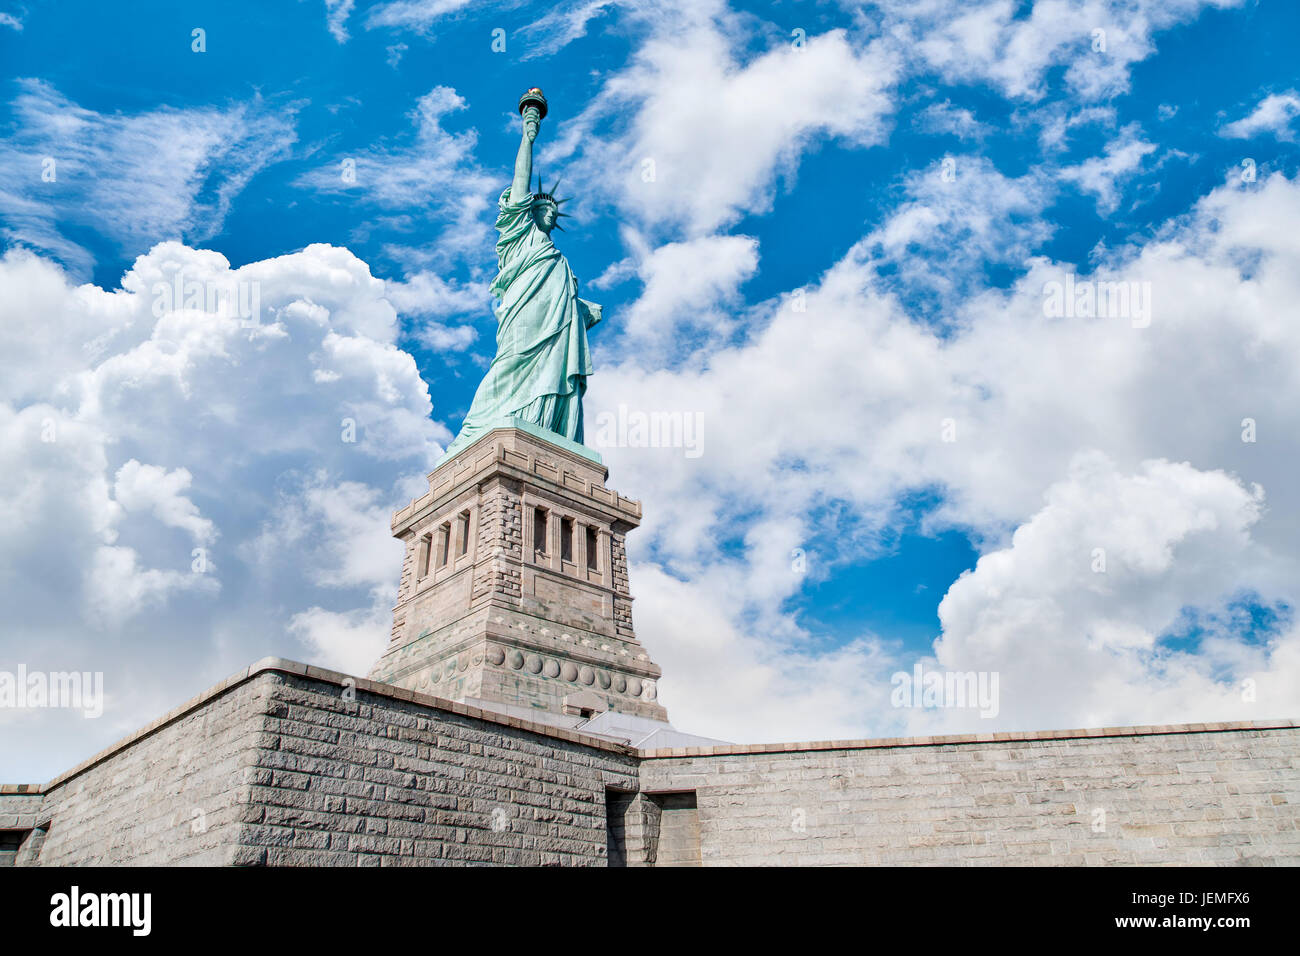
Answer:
[532,173,572,228]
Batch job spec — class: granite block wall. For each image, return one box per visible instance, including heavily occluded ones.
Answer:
[0,790,44,831]
[18,671,271,866]
[0,791,45,866]
[5,663,640,867]
[230,669,639,866]
[5,659,1296,867]
[638,725,1300,866]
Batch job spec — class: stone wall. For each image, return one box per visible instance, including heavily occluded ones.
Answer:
[0,789,45,866]
[638,724,1300,866]
[0,789,44,830]
[5,658,1297,867]
[21,668,271,866]
[6,660,640,867]
[230,667,639,866]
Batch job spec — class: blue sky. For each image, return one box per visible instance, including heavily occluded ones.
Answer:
[2,0,1300,781]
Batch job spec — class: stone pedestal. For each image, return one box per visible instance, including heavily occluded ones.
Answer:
[369,427,667,722]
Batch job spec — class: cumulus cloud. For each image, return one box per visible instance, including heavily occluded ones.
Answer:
[0,242,449,780]
[549,16,899,236]
[384,269,486,352]
[593,171,1300,741]
[288,603,392,677]
[1024,103,1117,152]
[4,0,1296,777]
[5,170,1299,768]
[278,477,407,676]
[606,233,759,350]
[929,453,1279,731]
[113,460,216,544]
[86,543,217,626]
[854,154,1055,311]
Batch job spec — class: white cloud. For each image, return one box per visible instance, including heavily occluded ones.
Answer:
[414,323,477,352]
[270,477,404,591]
[613,233,759,349]
[635,563,899,743]
[296,86,496,266]
[515,0,617,58]
[913,99,991,140]
[271,474,402,678]
[594,170,1300,740]
[323,0,355,42]
[855,154,1055,308]
[385,270,484,317]
[288,603,391,678]
[1022,103,1116,151]
[929,453,1277,731]
[865,0,1244,101]
[364,0,475,32]
[1057,123,1157,212]
[86,544,217,625]
[1220,90,1300,142]
[0,242,454,780]
[389,270,485,353]
[0,81,297,275]
[550,20,899,236]
[113,459,216,544]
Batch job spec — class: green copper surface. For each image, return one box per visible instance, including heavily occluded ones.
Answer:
[438,90,601,466]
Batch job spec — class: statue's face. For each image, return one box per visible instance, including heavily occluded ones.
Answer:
[533,202,557,233]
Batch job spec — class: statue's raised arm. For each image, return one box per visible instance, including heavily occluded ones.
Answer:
[437,89,604,465]
[510,93,541,204]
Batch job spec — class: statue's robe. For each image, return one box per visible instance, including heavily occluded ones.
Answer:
[441,186,601,460]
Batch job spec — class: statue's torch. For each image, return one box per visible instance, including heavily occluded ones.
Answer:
[518,87,548,121]
[518,88,546,144]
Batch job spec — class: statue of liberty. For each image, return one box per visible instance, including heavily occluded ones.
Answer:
[439,89,602,462]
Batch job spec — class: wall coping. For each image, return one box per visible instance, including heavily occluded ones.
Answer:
[3,656,1296,794]
[637,718,1300,759]
[6,657,641,796]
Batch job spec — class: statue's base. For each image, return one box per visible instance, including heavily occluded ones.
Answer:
[435,416,602,470]
[372,426,665,723]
